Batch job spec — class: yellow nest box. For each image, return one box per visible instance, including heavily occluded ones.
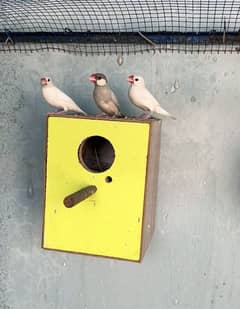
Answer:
[42,114,161,262]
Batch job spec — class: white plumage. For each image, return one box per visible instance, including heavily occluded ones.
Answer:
[128,75,176,120]
[41,77,86,114]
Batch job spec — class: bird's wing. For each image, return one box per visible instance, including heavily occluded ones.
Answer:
[110,90,120,107]
[140,88,161,110]
[54,87,86,114]
[129,86,175,119]
[129,86,158,111]
[154,104,174,117]
[135,87,173,117]
[141,88,175,118]
[54,87,76,105]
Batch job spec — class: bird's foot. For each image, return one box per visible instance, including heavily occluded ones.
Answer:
[96,113,109,118]
[52,109,66,114]
[108,114,124,119]
[111,114,121,119]
[115,113,126,118]
[137,112,151,120]
[76,112,87,116]
[57,111,67,115]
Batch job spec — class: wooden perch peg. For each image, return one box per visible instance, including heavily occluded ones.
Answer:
[64,185,97,208]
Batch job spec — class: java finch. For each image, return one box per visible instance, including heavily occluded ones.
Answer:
[128,75,176,120]
[89,73,121,117]
[41,77,87,114]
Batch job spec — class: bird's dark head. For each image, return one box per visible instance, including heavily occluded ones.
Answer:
[89,73,108,86]
[40,77,53,87]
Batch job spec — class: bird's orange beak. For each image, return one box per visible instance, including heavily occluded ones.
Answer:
[89,74,97,83]
[128,75,134,84]
[40,77,47,86]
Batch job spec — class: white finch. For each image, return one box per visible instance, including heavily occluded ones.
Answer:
[89,73,121,117]
[40,77,87,115]
[128,75,176,120]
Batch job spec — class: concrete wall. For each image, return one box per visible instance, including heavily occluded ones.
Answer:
[1,52,240,309]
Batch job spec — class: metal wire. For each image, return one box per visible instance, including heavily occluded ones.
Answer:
[0,0,240,54]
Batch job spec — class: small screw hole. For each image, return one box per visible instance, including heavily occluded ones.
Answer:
[105,176,112,183]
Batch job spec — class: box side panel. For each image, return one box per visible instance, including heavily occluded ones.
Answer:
[140,120,162,259]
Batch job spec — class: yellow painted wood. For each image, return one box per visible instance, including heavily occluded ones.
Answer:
[43,117,150,261]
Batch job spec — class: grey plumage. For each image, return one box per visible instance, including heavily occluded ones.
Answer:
[89,73,121,116]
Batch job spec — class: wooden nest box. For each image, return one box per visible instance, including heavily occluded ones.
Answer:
[42,114,161,262]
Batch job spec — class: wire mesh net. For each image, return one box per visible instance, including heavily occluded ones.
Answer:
[0,0,240,54]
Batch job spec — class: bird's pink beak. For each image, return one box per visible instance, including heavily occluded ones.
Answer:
[40,77,47,86]
[89,74,97,83]
[128,75,134,84]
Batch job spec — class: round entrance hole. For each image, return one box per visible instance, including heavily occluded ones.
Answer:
[78,136,115,173]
